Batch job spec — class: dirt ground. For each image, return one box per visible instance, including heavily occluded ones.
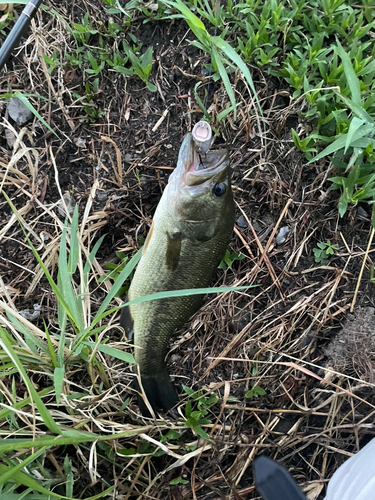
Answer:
[1,1,375,499]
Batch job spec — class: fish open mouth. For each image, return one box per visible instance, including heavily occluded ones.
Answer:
[169,124,230,196]
[168,125,234,225]
[185,134,229,187]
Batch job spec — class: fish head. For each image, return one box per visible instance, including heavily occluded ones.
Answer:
[167,133,235,241]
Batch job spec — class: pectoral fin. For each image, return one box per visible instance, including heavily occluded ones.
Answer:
[166,232,182,271]
[120,297,134,340]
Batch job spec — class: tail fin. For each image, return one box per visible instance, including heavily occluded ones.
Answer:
[133,371,179,417]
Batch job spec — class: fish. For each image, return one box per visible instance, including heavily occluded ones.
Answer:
[120,125,235,415]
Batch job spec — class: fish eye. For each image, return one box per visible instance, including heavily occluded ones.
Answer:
[213,182,226,197]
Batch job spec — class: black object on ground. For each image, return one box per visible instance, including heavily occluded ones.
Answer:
[0,0,43,71]
[254,456,308,500]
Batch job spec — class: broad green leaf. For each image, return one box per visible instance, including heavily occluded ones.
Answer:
[328,176,345,186]
[146,82,157,92]
[114,66,134,75]
[291,128,301,148]
[192,425,210,441]
[344,117,365,153]
[335,92,374,124]
[336,41,361,105]
[142,46,153,68]
[338,194,348,217]
[163,0,211,48]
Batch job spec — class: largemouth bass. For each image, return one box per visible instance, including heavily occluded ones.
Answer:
[120,123,235,414]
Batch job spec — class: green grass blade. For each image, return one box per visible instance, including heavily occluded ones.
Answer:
[57,272,67,332]
[0,464,114,500]
[83,234,106,287]
[57,326,66,369]
[0,463,67,499]
[308,134,348,163]
[0,447,47,488]
[0,427,152,453]
[217,103,239,122]
[0,327,61,435]
[80,488,116,500]
[310,134,372,164]
[59,225,84,331]
[0,387,51,420]
[95,285,254,327]
[72,248,142,348]
[13,91,59,139]
[212,36,262,114]
[212,46,236,120]
[1,191,78,330]
[44,320,58,368]
[119,285,253,309]
[67,205,79,274]
[335,92,374,124]
[5,312,47,353]
[54,366,65,405]
[90,248,142,325]
[193,82,210,120]
[84,342,135,364]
